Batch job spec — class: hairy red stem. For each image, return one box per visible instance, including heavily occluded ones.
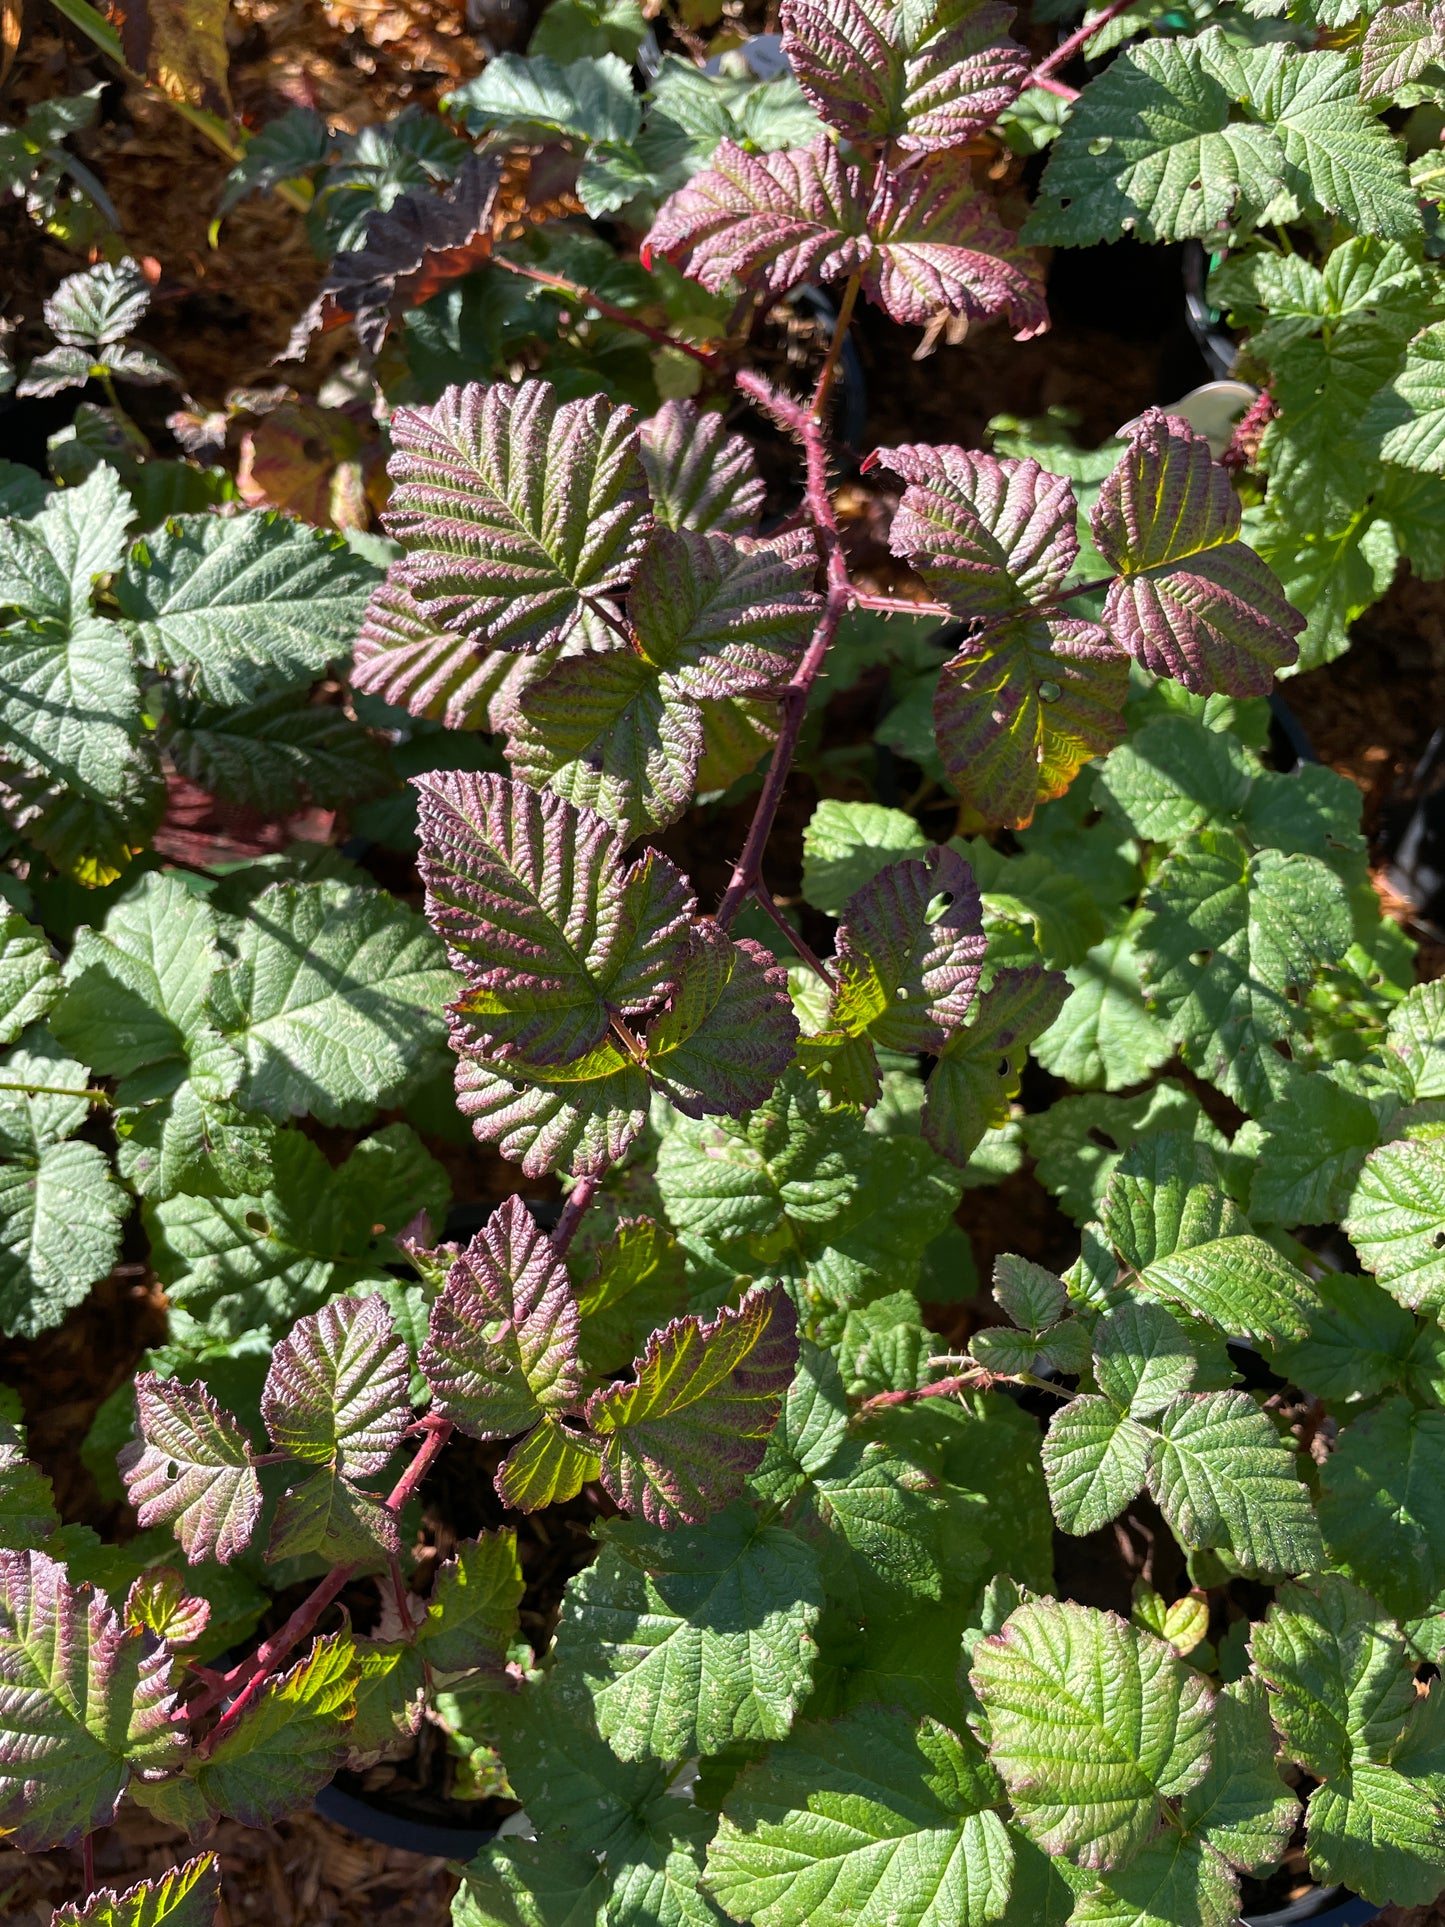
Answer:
[850,589,954,621]
[493,255,721,367]
[857,1372,980,1415]
[555,1175,599,1254]
[1031,0,1134,82]
[717,372,854,929]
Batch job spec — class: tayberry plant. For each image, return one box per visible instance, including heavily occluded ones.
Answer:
[3,0,1445,1919]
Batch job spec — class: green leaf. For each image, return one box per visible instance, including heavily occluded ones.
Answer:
[50,1854,222,1927]
[531,0,647,61]
[585,1286,797,1528]
[553,1502,822,1758]
[1068,1833,1239,1927]
[1149,1390,1322,1574]
[0,465,134,623]
[1388,979,1445,1098]
[1320,1398,1445,1619]
[575,1217,689,1378]
[1023,1080,1221,1225]
[1094,714,1255,846]
[267,1468,398,1564]
[491,1674,675,1856]
[1031,926,1172,1095]
[456,1838,609,1927]
[1345,1137,1445,1314]
[1026,33,1419,247]
[117,510,378,705]
[0,913,60,1045]
[1137,827,1353,1114]
[1274,1270,1419,1406]
[1179,1677,1299,1874]
[160,686,390,816]
[800,799,927,916]
[495,1413,603,1510]
[1041,1396,1152,1536]
[191,1631,357,1827]
[0,1421,59,1549]
[0,1044,129,1340]
[748,1339,848,1505]
[1248,1072,1385,1226]
[0,1548,184,1850]
[1095,1299,1199,1416]
[206,881,454,1127]
[345,1637,424,1767]
[1251,1573,1419,1780]
[146,1124,448,1341]
[920,965,1070,1168]
[706,1703,1013,1927]
[418,1530,524,1673]
[1306,1758,1445,1907]
[971,1599,1213,1870]
[1359,323,1445,475]
[800,1437,947,1602]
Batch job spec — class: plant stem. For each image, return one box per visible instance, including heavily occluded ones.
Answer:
[810,270,861,423]
[856,1371,980,1415]
[1031,0,1135,82]
[751,882,833,983]
[554,1176,599,1255]
[0,1080,111,1105]
[493,256,722,368]
[81,1833,94,1897]
[850,590,954,621]
[717,371,854,930]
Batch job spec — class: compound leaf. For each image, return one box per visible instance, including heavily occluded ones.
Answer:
[1149,1390,1322,1574]
[971,1599,1214,1870]
[1179,1677,1299,1874]
[120,1374,262,1565]
[384,378,651,651]
[643,927,798,1119]
[1041,1395,1152,1536]
[586,1286,797,1529]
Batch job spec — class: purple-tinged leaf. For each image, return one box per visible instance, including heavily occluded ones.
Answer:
[191,1631,356,1829]
[0,1550,185,1850]
[421,1195,585,1441]
[921,965,1070,1167]
[450,1016,650,1179]
[495,1414,603,1510]
[585,1286,798,1528]
[647,139,868,301]
[648,141,1046,339]
[864,153,1047,336]
[645,928,799,1119]
[416,771,692,1067]
[832,845,986,1052]
[125,1569,211,1647]
[50,1852,221,1927]
[782,0,1028,152]
[0,1420,59,1550]
[509,529,815,840]
[267,1470,401,1565]
[1091,410,1303,697]
[384,379,651,652]
[876,448,1079,618]
[417,1530,523,1673]
[351,573,511,731]
[261,1295,411,1479]
[1360,1,1445,102]
[119,1376,261,1566]
[933,615,1128,828]
[640,400,766,535]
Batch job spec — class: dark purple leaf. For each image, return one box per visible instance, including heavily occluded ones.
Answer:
[833,844,986,1052]
[921,964,1070,1166]
[449,1013,650,1179]
[644,926,800,1118]
[351,573,513,731]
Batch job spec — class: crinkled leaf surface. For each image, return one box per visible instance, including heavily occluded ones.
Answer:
[1345,1137,1445,1314]
[553,1502,823,1759]
[117,510,377,706]
[120,1374,262,1565]
[261,1294,411,1476]
[384,379,651,650]
[971,1598,1214,1869]
[1092,410,1303,696]
[802,800,928,917]
[1149,1390,1322,1575]
[0,914,60,1046]
[640,401,765,536]
[418,1529,524,1673]
[643,928,797,1120]
[421,1195,585,1441]
[586,1286,797,1528]
[1319,1399,1445,1620]
[706,1702,1013,1927]
[575,1217,689,1378]
[1358,323,1445,475]
[351,572,509,731]
[191,1631,356,1828]
[0,1549,183,1850]
[0,1422,59,1551]
[825,845,985,1055]
[50,1853,221,1927]
[920,965,1069,1167]
[1360,0,1445,101]
[0,465,134,624]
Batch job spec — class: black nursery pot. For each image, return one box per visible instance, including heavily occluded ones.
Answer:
[1244,1892,1380,1926]
[314,1780,500,1861]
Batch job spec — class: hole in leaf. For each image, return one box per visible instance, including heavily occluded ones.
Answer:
[244,1209,270,1235]
[924,890,954,923]
[165,1460,179,1482]
[998,1058,1011,1076]
[1087,1127,1119,1151]
[1433,1231,1445,1251]
[1087,137,1110,155]
[1190,951,1212,968]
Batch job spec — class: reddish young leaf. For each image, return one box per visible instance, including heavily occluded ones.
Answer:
[877,447,1080,618]
[351,573,513,731]
[832,844,986,1052]
[644,927,800,1118]
[922,964,1071,1166]
[415,770,692,1066]
[261,1295,411,1478]
[421,1196,585,1440]
[125,1568,211,1647]
[449,1015,650,1180]
[384,379,651,652]
[782,0,1028,152]
[933,615,1128,828]
[640,400,766,535]
[285,155,504,358]
[1091,409,1304,696]
[119,1376,262,1566]
[0,1550,185,1850]
[585,1286,798,1528]
[267,1471,401,1565]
